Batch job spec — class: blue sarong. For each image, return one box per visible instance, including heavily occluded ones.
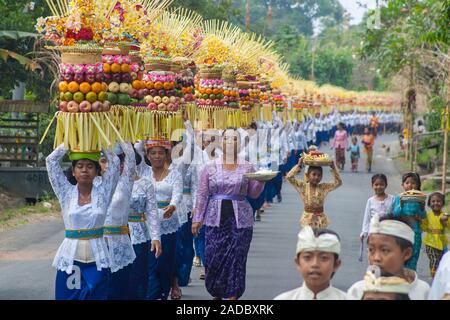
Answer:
[152,232,177,300]
[247,187,266,215]
[128,241,149,300]
[107,263,131,300]
[55,261,109,300]
[174,217,195,287]
[146,243,159,300]
[194,226,206,266]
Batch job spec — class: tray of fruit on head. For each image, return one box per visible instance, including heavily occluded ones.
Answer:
[302,150,333,166]
[399,190,427,203]
[244,169,279,182]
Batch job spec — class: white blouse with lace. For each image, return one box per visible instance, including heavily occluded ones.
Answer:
[170,162,199,224]
[148,168,183,235]
[46,144,120,274]
[128,176,161,245]
[104,143,136,273]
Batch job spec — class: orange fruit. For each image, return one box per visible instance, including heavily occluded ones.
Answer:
[68,81,79,93]
[163,82,172,90]
[102,82,108,92]
[223,90,229,96]
[132,80,142,89]
[212,88,219,95]
[59,81,68,93]
[111,63,121,73]
[121,64,131,73]
[103,63,111,73]
[145,81,154,89]
[154,81,163,90]
[91,82,103,93]
[205,88,212,95]
[79,82,91,94]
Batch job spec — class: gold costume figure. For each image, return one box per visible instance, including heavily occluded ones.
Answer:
[286,163,342,228]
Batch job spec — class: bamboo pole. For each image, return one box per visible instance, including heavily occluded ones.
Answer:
[442,104,448,192]
[442,49,450,192]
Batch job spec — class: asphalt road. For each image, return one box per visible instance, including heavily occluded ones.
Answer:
[0,134,431,300]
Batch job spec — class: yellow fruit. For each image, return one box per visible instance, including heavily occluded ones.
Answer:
[58,81,68,92]
[111,63,121,73]
[121,64,131,73]
[79,82,91,94]
[91,82,103,93]
[68,81,79,94]
[103,63,111,73]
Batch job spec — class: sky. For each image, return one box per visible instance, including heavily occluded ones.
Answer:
[338,0,378,25]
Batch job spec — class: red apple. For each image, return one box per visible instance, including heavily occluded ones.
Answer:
[59,101,68,112]
[130,88,139,99]
[147,102,157,110]
[67,101,79,113]
[158,103,167,111]
[138,89,146,99]
[79,101,92,112]
[167,103,175,111]
[91,101,103,112]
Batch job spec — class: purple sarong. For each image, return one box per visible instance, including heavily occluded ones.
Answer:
[204,211,253,299]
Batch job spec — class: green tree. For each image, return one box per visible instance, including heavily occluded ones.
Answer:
[0,1,52,100]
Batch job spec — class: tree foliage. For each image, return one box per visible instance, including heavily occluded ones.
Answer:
[0,0,52,100]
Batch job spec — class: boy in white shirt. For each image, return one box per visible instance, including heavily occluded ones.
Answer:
[274,226,346,300]
[347,214,430,300]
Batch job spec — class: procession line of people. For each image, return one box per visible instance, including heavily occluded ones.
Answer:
[47,108,443,301]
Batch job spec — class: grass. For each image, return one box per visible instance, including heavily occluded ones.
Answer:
[0,199,60,229]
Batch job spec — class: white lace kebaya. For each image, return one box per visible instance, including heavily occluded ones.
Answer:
[150,168,183,235]
[170,161,199,224]
[128,176,161,245]
[46,144,120,274]
[104,143,136,273]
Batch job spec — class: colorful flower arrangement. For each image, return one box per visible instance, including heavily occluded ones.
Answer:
[35,0,106,46]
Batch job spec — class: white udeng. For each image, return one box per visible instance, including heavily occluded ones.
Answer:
[46,144,120,274]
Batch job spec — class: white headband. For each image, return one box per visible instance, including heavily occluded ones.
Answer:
[363,266,411,295]
[296,226,341,255]
[369,214,415,244]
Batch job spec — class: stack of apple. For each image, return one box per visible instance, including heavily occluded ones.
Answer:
[249,83,260,106]
[238,82,253,112]
[273,92,287,112]
[102,54,133,106]
[222,80,239,109]
[176,69,195,103]
[194,78,225,107]
[292,97,302,111]
[238,88,252,111]
[143,71,180,111]
[58,63,110,113]
[258,82,271,105]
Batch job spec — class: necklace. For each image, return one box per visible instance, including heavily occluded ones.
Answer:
[78,193,91,205]
[153,167,168,182]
